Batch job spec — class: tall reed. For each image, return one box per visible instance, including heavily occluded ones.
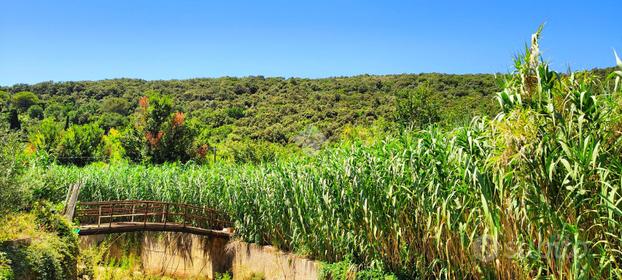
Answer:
[37,31,622,279]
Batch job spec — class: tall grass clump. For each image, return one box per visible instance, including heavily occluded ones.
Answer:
[40,30,622,279]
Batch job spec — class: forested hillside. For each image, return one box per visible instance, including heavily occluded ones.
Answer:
[0,69,611,165]
[2,20,621,278]
[18,44,622,278]
[1,73,498,138]
[0,72,504,164]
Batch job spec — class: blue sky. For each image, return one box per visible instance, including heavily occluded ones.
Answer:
[1,0,620,85]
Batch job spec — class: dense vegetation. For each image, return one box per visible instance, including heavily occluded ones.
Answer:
[0,130,80,280]
[0,204,79,280]
[2,29,621,279]
[0,70,501,165]
[15,31,620,278]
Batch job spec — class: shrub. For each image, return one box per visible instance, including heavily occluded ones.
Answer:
[215,272,232,280]
[0,210,78,280]
[119,125,145,163]
[393,82,440,130]
[97,112,128,132]
[0,130,28,215]
[0,252,13,280]
[33,202,78,280]
[43,102,67,121]
[226,106,245,119]
[320,259,397,280]
[100,97,131,115]
[135,92,196,163]
[101,128,126,162]
[320,259,356,280]
[57,123,104,166]
[0,90,9,112]
[28,118,63,157]
[222,139,300,164]
[27,105,44,120]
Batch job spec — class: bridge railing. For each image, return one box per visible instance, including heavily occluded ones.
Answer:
[75,200,233,231]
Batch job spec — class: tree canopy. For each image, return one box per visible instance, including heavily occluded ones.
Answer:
[0,69,609,164]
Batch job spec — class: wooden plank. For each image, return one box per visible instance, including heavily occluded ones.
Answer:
[63,182,82,220]
[78,222,232,238]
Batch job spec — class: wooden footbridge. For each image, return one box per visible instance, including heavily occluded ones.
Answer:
[72,200,234,238]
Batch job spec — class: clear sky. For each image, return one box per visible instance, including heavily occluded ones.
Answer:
[1,0,620,86]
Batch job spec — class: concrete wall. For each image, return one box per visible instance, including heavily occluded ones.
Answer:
[80,233,320,280]
[141,232,230,279]
[228,241,319,280]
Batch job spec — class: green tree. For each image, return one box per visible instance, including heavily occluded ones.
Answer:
[8,109,21,130]
[226,106,245,119]
[0,90,9,112]
[136,92,196,163]
[97,112,128,132]
[100,97,131,115]
[68,101,98,125]
[12,91,39,112]
[224,139,292,163]
[0,130,28,215]
[57,123,104,165]
[394,83,440,130]
[28,118,64,156]
[28,104,45,120]
[119,125,144,162]
[101,128,126,162]
[44,102,67,121]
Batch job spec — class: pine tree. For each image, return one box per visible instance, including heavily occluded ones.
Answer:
[8,109,20,130]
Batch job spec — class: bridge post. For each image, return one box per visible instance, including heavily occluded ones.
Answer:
[109,203,114,229]
[131,204,136,222]
[62,182,82,220]
[97,205,102,228]
[144,202,149,228]
[163,203,168,228]
[183,204,188,228]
